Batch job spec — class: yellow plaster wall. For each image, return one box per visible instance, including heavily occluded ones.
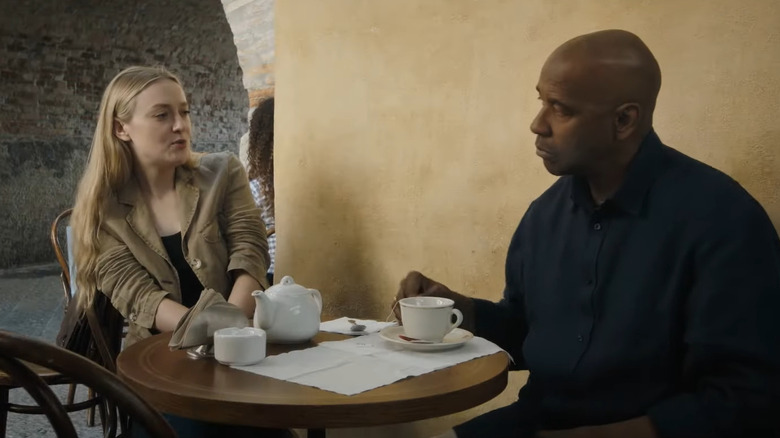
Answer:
[274,1,780,435]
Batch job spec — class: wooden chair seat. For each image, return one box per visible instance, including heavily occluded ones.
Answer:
[0,362,64,386]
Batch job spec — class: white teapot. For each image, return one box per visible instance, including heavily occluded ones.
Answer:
[252,276,323,344]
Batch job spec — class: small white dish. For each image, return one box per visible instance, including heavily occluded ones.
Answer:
[379,326,473,352]
[214,327,267,366]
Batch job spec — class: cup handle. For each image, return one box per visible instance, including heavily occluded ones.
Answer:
[450,308,463,331]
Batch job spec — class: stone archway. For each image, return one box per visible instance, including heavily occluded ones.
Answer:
[221,0,276,163]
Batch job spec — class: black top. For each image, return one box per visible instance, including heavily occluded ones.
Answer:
[457,131,780,437]
[161,232,203,308]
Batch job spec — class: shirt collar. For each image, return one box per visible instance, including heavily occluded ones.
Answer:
[569,130,666,216]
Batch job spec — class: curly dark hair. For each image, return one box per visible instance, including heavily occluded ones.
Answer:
[247,97,274,215]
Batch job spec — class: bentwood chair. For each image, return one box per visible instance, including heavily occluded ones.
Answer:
[0,288,125,436]
[0,330,175,438]
[0,356,101,438]
[51,208,103,427]
[0,210,107,438]
[0,291,125,438]
[51,208,75,304]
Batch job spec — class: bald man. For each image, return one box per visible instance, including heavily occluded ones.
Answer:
[396,30,780,438]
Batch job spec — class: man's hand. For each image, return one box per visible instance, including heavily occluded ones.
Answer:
[393,271,475,331]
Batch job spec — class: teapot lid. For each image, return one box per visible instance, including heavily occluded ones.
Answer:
[266,275,314,296]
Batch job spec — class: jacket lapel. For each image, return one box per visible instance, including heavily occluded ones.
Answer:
[116,162,200,261]
[176,164,199,241]
[117,176,170,263]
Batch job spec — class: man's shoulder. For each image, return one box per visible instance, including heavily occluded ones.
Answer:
[661,145,732,187]
[652,142,774,239]
[658,144,757,210]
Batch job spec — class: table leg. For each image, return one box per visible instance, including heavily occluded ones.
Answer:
[307,428,326,438]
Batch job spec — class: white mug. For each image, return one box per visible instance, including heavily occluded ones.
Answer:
[399,296,463,342]
[213,327,267,366]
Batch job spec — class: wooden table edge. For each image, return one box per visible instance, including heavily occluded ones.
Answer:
[117,332,510,429]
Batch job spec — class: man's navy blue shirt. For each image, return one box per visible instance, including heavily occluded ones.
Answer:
[458,131,780,437]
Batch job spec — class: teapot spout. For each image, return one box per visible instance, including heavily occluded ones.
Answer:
[252,289,275,330]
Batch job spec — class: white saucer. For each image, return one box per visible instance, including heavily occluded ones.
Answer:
[379,326,473,352]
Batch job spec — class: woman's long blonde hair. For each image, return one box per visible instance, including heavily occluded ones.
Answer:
[72,66,193,310]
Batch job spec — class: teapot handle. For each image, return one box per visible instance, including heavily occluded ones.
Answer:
[310,289,322,313]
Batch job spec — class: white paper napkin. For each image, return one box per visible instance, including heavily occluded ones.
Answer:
[232,332,507,395]
[289,355,432,395]
[319,317,397,335]
[320,334,505,370]
[234,346,349,380]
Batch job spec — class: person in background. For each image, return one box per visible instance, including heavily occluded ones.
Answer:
[396,30,780,438]
[70,66,291,437]
[247,97,276,285]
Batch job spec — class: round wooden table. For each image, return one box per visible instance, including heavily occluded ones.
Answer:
[117,332,509,437]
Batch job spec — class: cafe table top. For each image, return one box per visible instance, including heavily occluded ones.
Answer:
[116,331,510,429]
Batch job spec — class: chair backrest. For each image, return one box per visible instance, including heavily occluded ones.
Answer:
[0,330,176,438]
[57,291,125,373]
[50,208,75,302]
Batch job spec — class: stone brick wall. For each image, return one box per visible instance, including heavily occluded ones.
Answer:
[0,0,248,268]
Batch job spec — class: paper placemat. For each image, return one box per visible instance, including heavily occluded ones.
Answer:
[319,317,397,335]
[232,332,505,395]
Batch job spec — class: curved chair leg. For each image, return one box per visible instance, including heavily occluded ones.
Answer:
[66,383,76,404]
[87,387,96,427]
[96,398,109,438]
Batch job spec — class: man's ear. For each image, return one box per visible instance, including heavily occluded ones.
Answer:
[614,103,640,141]
[114,119,131,142]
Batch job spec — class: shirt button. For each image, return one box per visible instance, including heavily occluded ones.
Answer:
[129,312,137,322]
[190,258,202,269]
[577,335,583,342]
[593,223,602,231]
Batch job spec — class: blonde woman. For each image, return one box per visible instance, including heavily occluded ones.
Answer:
[71,66,291,437]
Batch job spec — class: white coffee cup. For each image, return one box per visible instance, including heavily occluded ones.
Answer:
[399,296,464,342]
[213,327,267,366]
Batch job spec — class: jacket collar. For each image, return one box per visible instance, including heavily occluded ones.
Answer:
[570,129,666,216]
[116,161,200,258]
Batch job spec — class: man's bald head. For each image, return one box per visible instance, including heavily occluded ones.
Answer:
[531,30,662,177]
[547,30,661,127]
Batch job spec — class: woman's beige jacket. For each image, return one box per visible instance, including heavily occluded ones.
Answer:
[95,152,271,346]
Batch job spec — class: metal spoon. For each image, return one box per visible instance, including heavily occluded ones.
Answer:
[186,344,214,359]
[348,319,366,332]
